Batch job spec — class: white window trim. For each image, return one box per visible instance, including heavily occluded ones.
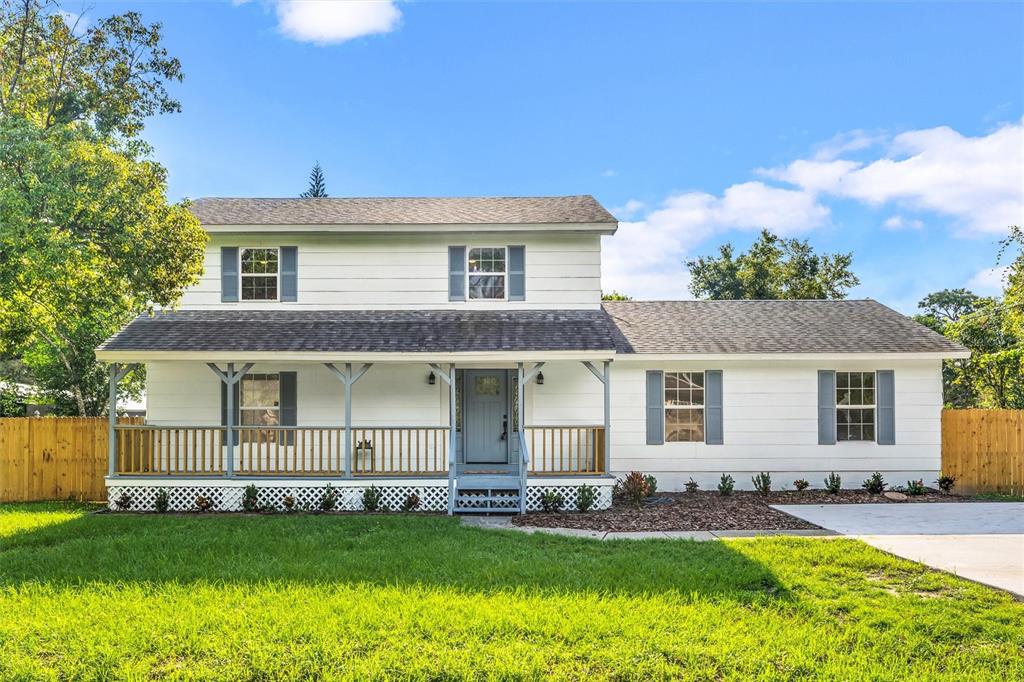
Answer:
[466,246,508,301]
[239,247,280,302]
[664,370,706,443]
[835,371,876,443]
[239,372,281,426]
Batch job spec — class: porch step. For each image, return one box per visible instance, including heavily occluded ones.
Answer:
[453,473,523,514]
[455,475,520,489]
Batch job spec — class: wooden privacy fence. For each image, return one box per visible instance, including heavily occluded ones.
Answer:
[0,417,140,502]
[942,409,1024,496]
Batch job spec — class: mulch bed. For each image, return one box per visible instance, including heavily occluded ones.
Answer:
[512,489,968,532]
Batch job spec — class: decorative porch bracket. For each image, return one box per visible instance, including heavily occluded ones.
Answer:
[428,363,458,515]
[324,363,373,477]
[581,360,612,474]
[206,362,254,477]
[107,363,140,477]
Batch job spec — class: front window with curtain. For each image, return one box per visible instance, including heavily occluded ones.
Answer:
[467,247,506,299]
[240,373,280,426]
[665,371,705,442]
[836,371,875,441]
[240,248,279,300]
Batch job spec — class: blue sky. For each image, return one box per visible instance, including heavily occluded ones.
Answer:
[74,1,1023,312]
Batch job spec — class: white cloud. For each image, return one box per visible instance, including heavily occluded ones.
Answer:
[272,1,401,45]
[610,199,645,219]
[811,129,886,161]
[57,10,89,34]
[967,266,1009,295]
[882,215,924,231]
[601,169,617,178]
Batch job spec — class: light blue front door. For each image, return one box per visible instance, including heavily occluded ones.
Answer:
[464,370,508,463]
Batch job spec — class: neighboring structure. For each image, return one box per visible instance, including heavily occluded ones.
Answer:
[96,195,967,513]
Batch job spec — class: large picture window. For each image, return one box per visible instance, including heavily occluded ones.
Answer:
[837,371,875,441]
[467,247,506,299]
[240,373,280,426]
[240,248,279,300]
[665,371,704,442]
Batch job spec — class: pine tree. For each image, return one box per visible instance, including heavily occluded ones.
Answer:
[300,163,328,198]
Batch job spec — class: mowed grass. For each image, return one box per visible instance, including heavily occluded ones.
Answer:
[0,503,1021,681]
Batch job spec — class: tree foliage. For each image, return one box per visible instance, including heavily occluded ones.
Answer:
[0,2,203,415]
[686,229,859,300]
[300,162,327,198]
[601,291,632,301]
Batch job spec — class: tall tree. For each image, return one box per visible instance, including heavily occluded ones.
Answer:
[601,291,633,301]
[0,2,204,415]
[686,229,859,300]
[300,162,327,198]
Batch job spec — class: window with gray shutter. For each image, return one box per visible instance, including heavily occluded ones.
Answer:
[876,370,895,445]
[448,246,466,301]
[646,370,664,445]
[818,370,836,445]
[280,247,298,302]
[221,247,239,302]
[705,370,723,445]
[508,245,525,301]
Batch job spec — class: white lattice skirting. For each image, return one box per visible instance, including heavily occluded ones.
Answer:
[106,478,613,512]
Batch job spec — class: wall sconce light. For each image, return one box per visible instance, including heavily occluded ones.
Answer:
[536,371,545,385]
[427,372,436,385]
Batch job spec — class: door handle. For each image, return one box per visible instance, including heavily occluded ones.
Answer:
[501,415,508,440]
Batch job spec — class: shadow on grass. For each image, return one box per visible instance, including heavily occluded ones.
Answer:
[0,508,788,602]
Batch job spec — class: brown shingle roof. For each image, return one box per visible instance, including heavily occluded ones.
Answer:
[189,195,616,226]
[602,300,967,355]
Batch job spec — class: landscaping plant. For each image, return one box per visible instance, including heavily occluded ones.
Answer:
[154,489,169,513]
[283,495,296,511]
[114,491,133,511]
[362,486,384,512]
[319,485,338,512]
[752,472,772,495]
[824,472,842,494]
[622,471,650,508]
[194,495,213,512]
[684,477,700,493]
[242,484,259,512]
[539,490,565,513]
[644,474,658,496]
[576,484,597,512]
[717,474,734,496]
[862,472,886,494]
[905,479,927,496]
[793,479,810,492]
[401,493,420,512]
[936,474,956,494]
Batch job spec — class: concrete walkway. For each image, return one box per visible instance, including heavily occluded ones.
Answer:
[774,503,1024,598]
[460,516,834,541]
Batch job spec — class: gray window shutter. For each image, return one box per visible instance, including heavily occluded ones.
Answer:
[818,370,836,445]
[508,245,525,301]
[448,246,466,301]
[220,381,240,445]
[280,247,298,302]
[221,247,239,302]
[646,370,664,445]
[705,370,723,445]
[280,371,297,445]
[876,370,895,445]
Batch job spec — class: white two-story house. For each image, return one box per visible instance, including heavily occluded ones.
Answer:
[96,195,967,513]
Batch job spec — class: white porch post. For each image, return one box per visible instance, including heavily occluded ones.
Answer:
[428,363,457,514]
[582,360,613,473]
[325,362,373,478]
[107,364,119,477]
[207,362,254,478]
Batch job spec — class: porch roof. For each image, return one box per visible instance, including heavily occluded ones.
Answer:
[97,309,618,357]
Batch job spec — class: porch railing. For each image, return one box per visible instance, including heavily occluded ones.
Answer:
[113,424,450,477]
[525,425,606,475]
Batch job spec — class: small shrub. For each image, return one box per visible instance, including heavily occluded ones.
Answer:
[282,495,295,511]
[621,471,649,508]
[242,484,259,512]
[195,495,213,512]
[401,492,420,512]
[793,478,810,492]
[540,490,565,513]
[862,471,886,494]
[905,479,926,496]
[576,484,597,512]
[154,489,169,513]
[824,472,842,494]
[936,474,956,494]
[751,472,772,495]
[717,473,734,496]
[643,474,658,496]
[611,478,624,502]
[114,491,133,511]
[362,485,383,512]
[684,477,700,493]
[319,484,338,511]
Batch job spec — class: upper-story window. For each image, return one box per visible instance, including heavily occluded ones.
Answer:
[467,247,506,300]
[241,248,279,301]
[837,371,875,441]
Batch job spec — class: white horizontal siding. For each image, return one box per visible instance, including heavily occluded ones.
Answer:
[179,232,602,310]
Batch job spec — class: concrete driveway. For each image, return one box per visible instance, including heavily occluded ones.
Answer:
[773,502,1024,598]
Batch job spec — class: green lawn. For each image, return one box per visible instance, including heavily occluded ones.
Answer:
[0,503,1021,680]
